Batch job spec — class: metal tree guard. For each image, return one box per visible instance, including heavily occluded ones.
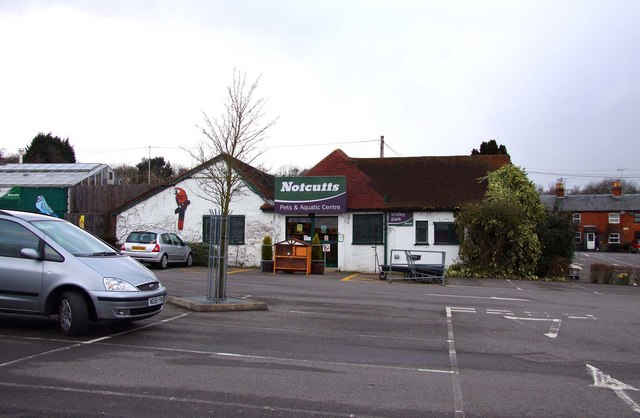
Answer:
[206,209,229,302]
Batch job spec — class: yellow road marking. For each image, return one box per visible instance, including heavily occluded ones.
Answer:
[341,273,359,281]
[228,268,255,274]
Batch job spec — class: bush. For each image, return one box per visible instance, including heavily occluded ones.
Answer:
[536,211,576,278]
[591,264,640,285]
[311,233,323,261]
[542,257,570,279]
[261,236,273,261]
[188,242,211,267]
[456,199,540,279]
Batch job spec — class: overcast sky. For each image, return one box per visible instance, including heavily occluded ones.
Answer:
[1,0,638,189]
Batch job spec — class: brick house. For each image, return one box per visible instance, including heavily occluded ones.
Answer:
[540,181,640,251]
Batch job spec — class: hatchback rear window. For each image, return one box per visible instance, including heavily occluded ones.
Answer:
[126,232,158,244]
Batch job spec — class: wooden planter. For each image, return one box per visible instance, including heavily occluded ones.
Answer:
[261,260,274,273]
[311,260,325,275]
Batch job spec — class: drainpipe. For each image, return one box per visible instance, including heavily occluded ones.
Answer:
[383,212,388,266]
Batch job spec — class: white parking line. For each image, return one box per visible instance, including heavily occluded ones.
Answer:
[424,293,530,302]
[0,381,358,417]
[446,307,466,418]
[587,364,640,413]
[506,279,523,290]
[571,282,602,295]
[0,313,190,368]
[503,316,563,339]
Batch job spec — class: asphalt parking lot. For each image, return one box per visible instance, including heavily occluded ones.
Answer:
[1,265,639,417]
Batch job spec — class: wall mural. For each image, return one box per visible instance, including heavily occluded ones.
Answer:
[35,195,58,217]
[174,187,190,230]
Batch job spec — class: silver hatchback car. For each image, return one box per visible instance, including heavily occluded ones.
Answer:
[120,230,193,269]
[0,210,167,336]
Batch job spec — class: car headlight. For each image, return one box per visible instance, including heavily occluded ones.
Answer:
[103,277,138,292]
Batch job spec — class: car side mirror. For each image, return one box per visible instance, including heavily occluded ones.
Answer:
[20,248,40,260]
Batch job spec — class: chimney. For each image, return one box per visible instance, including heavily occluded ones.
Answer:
[612,181,622,197]
[555,181,565,198]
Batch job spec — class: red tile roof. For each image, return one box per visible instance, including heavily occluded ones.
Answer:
[305,149,510,210]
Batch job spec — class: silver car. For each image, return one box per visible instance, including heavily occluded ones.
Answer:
[0,209,167,336]
[120,230,193,269]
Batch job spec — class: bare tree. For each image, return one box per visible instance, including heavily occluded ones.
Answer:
[193,70,277,299]
[275,164,304,177]
[194,70,277,212]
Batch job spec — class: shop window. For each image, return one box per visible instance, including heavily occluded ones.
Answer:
[572,213,581,224]
[608,213,620,224]
[415,221,429,244]
[202,215,245,244]
[608,233,620,244]
[434,222,458,245]
[353,214,384,244]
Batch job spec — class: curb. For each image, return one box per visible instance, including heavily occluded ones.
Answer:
[167,296,268,312]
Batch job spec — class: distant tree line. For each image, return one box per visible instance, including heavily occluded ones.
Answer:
[539,178,640,195]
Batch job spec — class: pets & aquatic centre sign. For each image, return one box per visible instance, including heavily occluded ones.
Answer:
[274,176,347,214]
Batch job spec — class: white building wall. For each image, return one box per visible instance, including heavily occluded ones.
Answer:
[336,211,460,273]
[116,177,283,267]
[116,173,460,272]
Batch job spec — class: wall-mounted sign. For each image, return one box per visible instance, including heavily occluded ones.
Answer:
[389,212,414,226]
[275,176,347,214]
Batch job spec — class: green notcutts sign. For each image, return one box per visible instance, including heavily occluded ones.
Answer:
[275,176,347,214]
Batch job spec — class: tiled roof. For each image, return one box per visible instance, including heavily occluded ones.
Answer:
[305,149,510,210]
[111,154,274,215]
[540,194,640,212]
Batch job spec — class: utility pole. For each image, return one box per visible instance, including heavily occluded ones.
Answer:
[148,146,151,184]
[380,135,384,158]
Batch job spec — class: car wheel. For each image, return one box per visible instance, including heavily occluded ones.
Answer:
[185,252,193,267]
[158,253,168,269]
[58,291,89,336]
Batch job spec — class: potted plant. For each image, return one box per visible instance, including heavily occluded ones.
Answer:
[261,235,274,272]
[310,233,325,275]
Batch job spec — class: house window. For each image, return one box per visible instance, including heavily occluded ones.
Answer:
[608,213,620,224]
[434,222,458,245]
[574,232,581,244]
[202,215,245,244]
[415,221,429,244]
[572,213,581,223]
[353,214,384,244]
[608,233,620,244]
[634,213,640,223]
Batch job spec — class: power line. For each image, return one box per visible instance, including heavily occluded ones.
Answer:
[268,139,378,148]
[526,170,640,179]
[76,146,195,156]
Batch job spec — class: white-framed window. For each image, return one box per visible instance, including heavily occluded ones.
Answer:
[572,213,581,223]
[634,212,640,223]
[415,221,429,244]
[608,233,620,244]
[608,213,620,224]
[574,232,581,244]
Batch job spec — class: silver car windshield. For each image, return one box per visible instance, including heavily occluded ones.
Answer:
[32,220,117,256]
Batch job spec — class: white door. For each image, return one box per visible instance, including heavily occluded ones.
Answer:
[586,233,595,250]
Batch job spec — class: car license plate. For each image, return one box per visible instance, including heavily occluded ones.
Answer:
[148,296,164,306]
[132,245,146,251]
